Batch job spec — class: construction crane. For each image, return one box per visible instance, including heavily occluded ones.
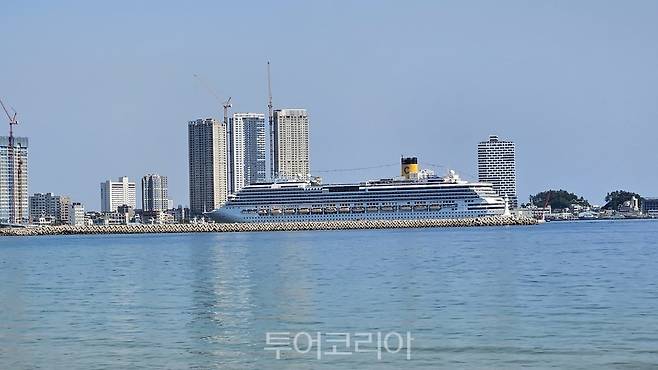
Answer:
[0,98,17,139]
[223,97,232,126]
[0,97,20,224]
[267,61,275,180]
[193,74,232,125]
[192,74,234,190]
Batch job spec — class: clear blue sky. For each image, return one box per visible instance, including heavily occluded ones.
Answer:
[2,0,657,209]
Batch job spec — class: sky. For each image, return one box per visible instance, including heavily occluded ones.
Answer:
[1,0,657,209]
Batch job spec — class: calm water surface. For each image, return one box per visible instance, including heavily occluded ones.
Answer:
[1,220,658,369]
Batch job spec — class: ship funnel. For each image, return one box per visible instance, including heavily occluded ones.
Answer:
[401,157,419,179]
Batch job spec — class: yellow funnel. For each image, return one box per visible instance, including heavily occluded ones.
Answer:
[401,157,419,179]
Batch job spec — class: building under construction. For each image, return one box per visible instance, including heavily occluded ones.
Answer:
[0,135,29,224]
[0,97,29,225]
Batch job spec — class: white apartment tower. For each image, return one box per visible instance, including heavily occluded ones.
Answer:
[141,174,169,212]
[68,202,85,226]
[228,113,266,193]
[273,109,310,180]
[188,118,228,216]
[0,136,28,224]
[100,176,136,212]
[477,135,518,208]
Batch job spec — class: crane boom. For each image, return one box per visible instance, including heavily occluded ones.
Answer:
[0,98,12,120]
[267,61,275,179]
[192,74,233,124]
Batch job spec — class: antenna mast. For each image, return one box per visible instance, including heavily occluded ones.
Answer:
[267,61,275,180]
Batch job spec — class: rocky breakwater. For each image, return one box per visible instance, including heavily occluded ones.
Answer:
[0,216,538,237]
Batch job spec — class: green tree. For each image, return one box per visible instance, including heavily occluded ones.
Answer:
[530,190,590,210]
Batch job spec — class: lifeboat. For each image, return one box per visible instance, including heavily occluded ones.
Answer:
[351,206,365,213]
[399,205,412,212]
[413,205,428,211]
[429,204,442,211]
[338,207,350,213]
[298,208,310,214]
[366,206,379,212]
[257,209,269,216]
[381,205,395,212]
[324,207,337,214]
[284,208,296,215]
[271,208,283,215]
[311,208,323,214]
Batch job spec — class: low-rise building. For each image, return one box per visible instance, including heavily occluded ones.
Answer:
[29,193,71,225]
[142,210,175,224]
[643,198,658,217]
[172,205,190,223]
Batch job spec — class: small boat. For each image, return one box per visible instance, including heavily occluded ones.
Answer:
[381,205,395,212]
[298,208,310,214]
[429,204,441,211]
[339,207,350,213]
[271,208,283,215]
[366,206,379,212]
[352,206,365,213]
[311,208,323,214]
[284,208,296,214]
[413,205,428,211]
[399,205,412,212]
[257,209,269,216]
[324,207,337,214]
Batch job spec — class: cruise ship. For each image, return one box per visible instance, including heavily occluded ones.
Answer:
[207,157,509,223]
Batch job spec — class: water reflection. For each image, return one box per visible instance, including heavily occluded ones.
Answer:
[187,233,256,368]
[2,222,658,369]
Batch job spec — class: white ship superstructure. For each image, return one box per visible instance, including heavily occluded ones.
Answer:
[207,157,508,223]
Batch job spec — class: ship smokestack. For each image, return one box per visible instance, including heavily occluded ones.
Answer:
[401,157,419,179]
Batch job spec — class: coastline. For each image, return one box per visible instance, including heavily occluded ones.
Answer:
[0,216,537,237]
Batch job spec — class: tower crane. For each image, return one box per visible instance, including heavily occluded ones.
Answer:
[0,97,21,224]
[193,74,234,189]
[267,61,275,180]
[193,74,232,124]
[223,96,232,126]
[0,98,17,139]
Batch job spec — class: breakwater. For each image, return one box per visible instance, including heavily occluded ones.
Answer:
[0,216,537,237]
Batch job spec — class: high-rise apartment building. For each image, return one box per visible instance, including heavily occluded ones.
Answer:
[0,136,28,224]
[188,118,228,216]
[100,176,136,212]
[141,174,169,211]
[273,109,309,180]
[228,113,266,193]
[477,135,518,208]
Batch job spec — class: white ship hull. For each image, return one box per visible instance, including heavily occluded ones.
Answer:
[208,202,505,223]
[207,174,508,223]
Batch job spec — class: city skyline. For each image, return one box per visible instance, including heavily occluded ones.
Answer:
[2,1,658,208]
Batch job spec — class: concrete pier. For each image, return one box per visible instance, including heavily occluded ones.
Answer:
[0,217,537,237]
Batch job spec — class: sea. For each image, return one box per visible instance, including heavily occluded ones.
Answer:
[1,220,657,369]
